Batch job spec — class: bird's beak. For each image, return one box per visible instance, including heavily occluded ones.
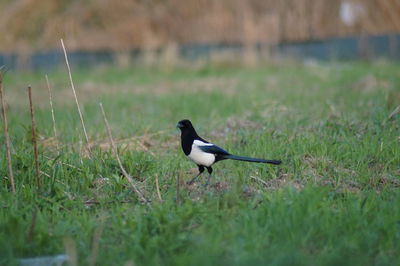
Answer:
[176,122,183,129]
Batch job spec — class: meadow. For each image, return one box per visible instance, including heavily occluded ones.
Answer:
[0,62,399,265]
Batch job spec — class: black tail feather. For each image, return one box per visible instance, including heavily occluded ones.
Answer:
[224,155,281,165]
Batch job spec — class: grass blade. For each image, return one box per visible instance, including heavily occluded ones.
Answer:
[0,70,16,194]
[28,86,41,189]
[60,39,92,157]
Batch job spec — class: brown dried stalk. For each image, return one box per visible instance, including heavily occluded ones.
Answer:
[60,39,92,156]
[28,86,40,189]
[0,71,16,194]
[155,174,163,202]
[99,103,149,205]
[250,175,269,188]
[388,105,400,121]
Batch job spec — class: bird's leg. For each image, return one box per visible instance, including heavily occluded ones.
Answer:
[187,165,205,185]
[204,167,213,187]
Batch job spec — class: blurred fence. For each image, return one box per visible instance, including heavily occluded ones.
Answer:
[0,34,399,70]
[1,0,400,69]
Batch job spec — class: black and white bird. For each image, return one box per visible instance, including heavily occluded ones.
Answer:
[177,119,281,185]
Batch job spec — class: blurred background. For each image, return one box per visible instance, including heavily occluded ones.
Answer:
[0,0,400,70]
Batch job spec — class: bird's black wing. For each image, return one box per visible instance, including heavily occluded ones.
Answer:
[198,144,230,156]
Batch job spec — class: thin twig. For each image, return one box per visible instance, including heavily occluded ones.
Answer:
[28,86,41,189]
[0,71,15,194]
[155,174,163,202]
[60,39,91,156]
[99,103,149,205]
[388,104,400,121]
[45,74,59,152]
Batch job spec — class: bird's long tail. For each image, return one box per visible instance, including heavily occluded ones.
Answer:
[224,155,281,165]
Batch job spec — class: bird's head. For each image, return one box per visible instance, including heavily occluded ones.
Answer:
[176,119,194,131]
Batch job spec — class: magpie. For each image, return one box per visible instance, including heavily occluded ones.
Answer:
[177,119,281,185]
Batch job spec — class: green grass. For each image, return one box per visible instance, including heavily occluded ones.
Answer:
[1,62,400,265]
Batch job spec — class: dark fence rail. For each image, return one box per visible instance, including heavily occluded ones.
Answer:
[274,34,400,61]
[1,34,399,71]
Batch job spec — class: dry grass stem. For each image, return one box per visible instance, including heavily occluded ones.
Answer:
[43,155,83,171]
[39,170,51,178]
[45,74,59,151]
[99,102,149,204]
[155,175,163,202]
[0,71,16,194]
[250,175,269,188]
[60,39,92,156]
[28,86,41,189]
[388,104,400,121]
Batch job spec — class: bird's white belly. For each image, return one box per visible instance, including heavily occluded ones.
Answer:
[188,145,215,167]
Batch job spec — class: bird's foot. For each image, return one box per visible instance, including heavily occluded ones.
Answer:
[203,182,211,188]
[203,174,212,187]
[203,179,212,187]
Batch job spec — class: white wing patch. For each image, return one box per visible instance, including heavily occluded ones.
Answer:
[193,140,213,146]
[188,140,216,167]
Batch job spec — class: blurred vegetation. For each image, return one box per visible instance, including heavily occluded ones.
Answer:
[0,62,399,265]
[0,0,399,53]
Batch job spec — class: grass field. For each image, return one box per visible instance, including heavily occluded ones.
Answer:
[1,62,400,265]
